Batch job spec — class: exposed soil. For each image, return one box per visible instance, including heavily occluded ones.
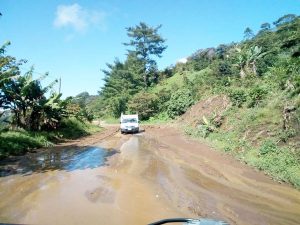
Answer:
[180,95,231,127]
[0,125,299,225]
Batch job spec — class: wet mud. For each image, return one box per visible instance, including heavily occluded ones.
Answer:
[0,126,300,225]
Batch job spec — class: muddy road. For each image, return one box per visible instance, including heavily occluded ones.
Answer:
[0,126,300,225]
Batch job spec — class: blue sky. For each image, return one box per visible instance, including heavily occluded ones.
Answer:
[1,0,299,97]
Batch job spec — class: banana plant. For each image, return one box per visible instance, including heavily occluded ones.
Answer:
[235,45,268,78]
[202,115,216,132]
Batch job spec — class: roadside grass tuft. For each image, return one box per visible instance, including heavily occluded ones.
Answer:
[0,131,46,158]
[141,112,171,125]
[58,118,90,139]
[245,145,300,187]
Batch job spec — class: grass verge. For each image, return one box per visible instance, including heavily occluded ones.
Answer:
[0,118,103,159]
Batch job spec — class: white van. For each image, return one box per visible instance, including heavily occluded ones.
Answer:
[120,114,139,134]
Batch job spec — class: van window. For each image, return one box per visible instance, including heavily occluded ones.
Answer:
[122,118,137,123]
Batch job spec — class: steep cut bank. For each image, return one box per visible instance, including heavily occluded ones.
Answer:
[180,95,230,127]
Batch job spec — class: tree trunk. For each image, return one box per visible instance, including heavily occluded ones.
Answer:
[282,105,296,130]
[251,62,257,76]
[240,68,246,78]
[143,73,148,87]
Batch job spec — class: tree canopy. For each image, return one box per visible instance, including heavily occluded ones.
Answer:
[97,22,167,117]
[124,22,167,86]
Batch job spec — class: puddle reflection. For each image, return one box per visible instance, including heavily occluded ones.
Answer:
[0,147,118,177]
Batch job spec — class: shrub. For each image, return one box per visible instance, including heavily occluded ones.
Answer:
[58,118,89,139]
[247,86,268,107]
[128,92,159,120]
[259,140,278,155]
[0,131,44,158]
[254,147,300,187]
[213,60,233,77]
[278,129,296,142]
[166,89,194,118]
[156,88,172,111]
[147,112,171,124]
[196,124,212,138]
[228,89,247,107]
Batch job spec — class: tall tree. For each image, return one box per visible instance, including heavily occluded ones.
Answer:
[278,16,300,57]
[74,92,90,108]
[244,27,254,40]
[99,53,145,117]
[124,22,167,87]
[0,42,25,86]
[260,23,271,32]
[273,14,297,27]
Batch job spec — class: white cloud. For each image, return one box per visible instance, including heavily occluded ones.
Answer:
[177,57,188,64]
[54,3,106,33]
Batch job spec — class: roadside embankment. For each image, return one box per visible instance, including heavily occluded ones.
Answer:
[179,94,300,189]
[0,118,109,159]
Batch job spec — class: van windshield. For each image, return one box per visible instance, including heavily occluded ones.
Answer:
[122,118,137,123]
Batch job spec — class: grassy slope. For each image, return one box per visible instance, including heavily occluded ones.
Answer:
[150,69,210,94]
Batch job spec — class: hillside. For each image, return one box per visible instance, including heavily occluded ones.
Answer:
[88,14,300,188]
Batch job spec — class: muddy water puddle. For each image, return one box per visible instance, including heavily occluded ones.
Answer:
[0,146,118,177]
[0,135,187,225]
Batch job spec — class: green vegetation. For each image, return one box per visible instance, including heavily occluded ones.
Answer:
[166,88,194,118]
[141,112,171,125]
[94,22,168,118]
[124,22,167,87]
[87,15,300,188]
[0,41,101,158]
[128,92,159,120]
[0,118,102,159]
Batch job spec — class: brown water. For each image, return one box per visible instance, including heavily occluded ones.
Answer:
[0,129,300,225]
[0,135,187,225]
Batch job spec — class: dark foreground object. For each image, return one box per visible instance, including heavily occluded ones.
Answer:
[149,218,229,225]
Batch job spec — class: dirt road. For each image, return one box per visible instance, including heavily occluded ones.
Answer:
[0,126,300,225]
